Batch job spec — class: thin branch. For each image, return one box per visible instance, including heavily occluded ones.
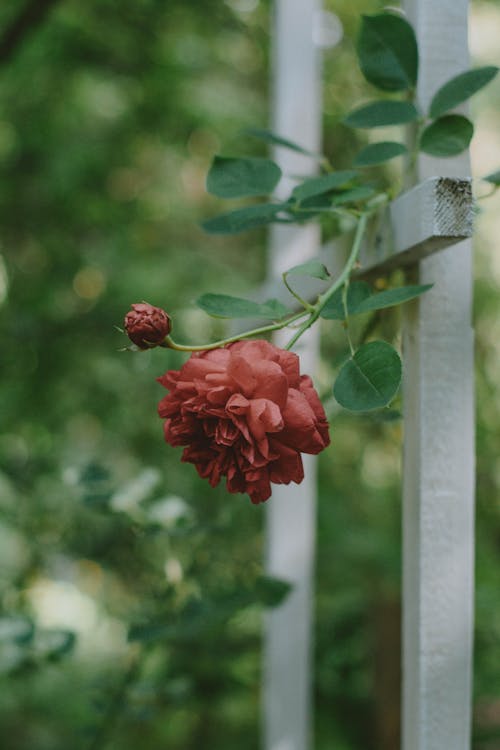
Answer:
[0,0,61,66]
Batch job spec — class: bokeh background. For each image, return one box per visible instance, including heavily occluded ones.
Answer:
[1,0,499,748]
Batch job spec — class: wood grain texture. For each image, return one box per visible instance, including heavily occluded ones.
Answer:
[401,1,475,749]
[263,2,322,749]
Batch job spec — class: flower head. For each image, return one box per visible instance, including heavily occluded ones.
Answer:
[124,303,171,349]
[157,339,330,504]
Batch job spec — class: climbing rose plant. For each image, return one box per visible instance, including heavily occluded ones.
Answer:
[123,11,499,503]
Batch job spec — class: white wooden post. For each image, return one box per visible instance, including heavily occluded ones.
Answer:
[360,2,475,743]
[361,179,474,746]
[400,1,475,748]
[263,2,322,749]
[262,2,475,749]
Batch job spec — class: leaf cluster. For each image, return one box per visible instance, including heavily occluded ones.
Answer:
[350,13,498,160]
[201,13,499,233]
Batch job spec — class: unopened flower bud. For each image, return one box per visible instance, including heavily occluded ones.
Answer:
[124,303,171,349]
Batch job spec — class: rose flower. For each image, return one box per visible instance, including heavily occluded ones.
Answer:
[124,303,171,349]
[157,339,330,504]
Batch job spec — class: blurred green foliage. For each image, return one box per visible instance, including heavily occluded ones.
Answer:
[0,1,499,749]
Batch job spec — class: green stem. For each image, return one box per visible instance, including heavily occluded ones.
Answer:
[157,210,369,355]
[163,310,308,352]
[282,272,315,312]
[477,185,498,200]
[284,212,369,350]
[341,281,355,356]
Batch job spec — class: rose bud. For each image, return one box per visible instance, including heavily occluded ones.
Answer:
[124,303,171,349]
[157,339,330,504]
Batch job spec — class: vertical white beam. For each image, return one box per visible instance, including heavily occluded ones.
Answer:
[401,2,475,749]
[263,2,321,750]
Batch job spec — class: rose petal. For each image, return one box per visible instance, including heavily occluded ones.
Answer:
[251,360,289,409]
[246,398,284,441]
[275,348,301,387]
[268,442,304,485]
[275,389,322,452]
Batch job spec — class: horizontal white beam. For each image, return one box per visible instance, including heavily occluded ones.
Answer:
[359,176,473,275]
[254,177,473,311]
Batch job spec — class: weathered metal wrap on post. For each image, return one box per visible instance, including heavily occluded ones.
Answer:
[359,176,474,275]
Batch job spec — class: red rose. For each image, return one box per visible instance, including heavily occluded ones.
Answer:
[124,303,171,349]
[157,339,330,504]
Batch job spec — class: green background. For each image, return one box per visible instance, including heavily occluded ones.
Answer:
[0,1,499,748]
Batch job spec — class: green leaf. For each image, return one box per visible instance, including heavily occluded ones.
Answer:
[0,617,34,645]
[294,192,334,211]
[202,203,283,234]
[354,284,433,313]
[419,115,473,157]
[253,576,292,607]
[79,462,110,484]
[330,186,376,205]
[259,298,290,319]
[344,100,419,128]
[357,13,418,91]
[287,194,332,220]
[354,141,407,167]
[292,171,358,202]
[79,461,112,509]
[244,127,318,157]
[429,66,499,118]
[128,577,292,644]
[333,341,402,412]
[483,169,500,186]
[320,283,432,320]
[206,155,282,198]
[320,281,372,320]
[294,187,375,212]
[292,187,375,211]
[196,293,288,319]
[128,622,175,643]
[34,629,76,659]
[196,294,261,318]
[286,259,330,280]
